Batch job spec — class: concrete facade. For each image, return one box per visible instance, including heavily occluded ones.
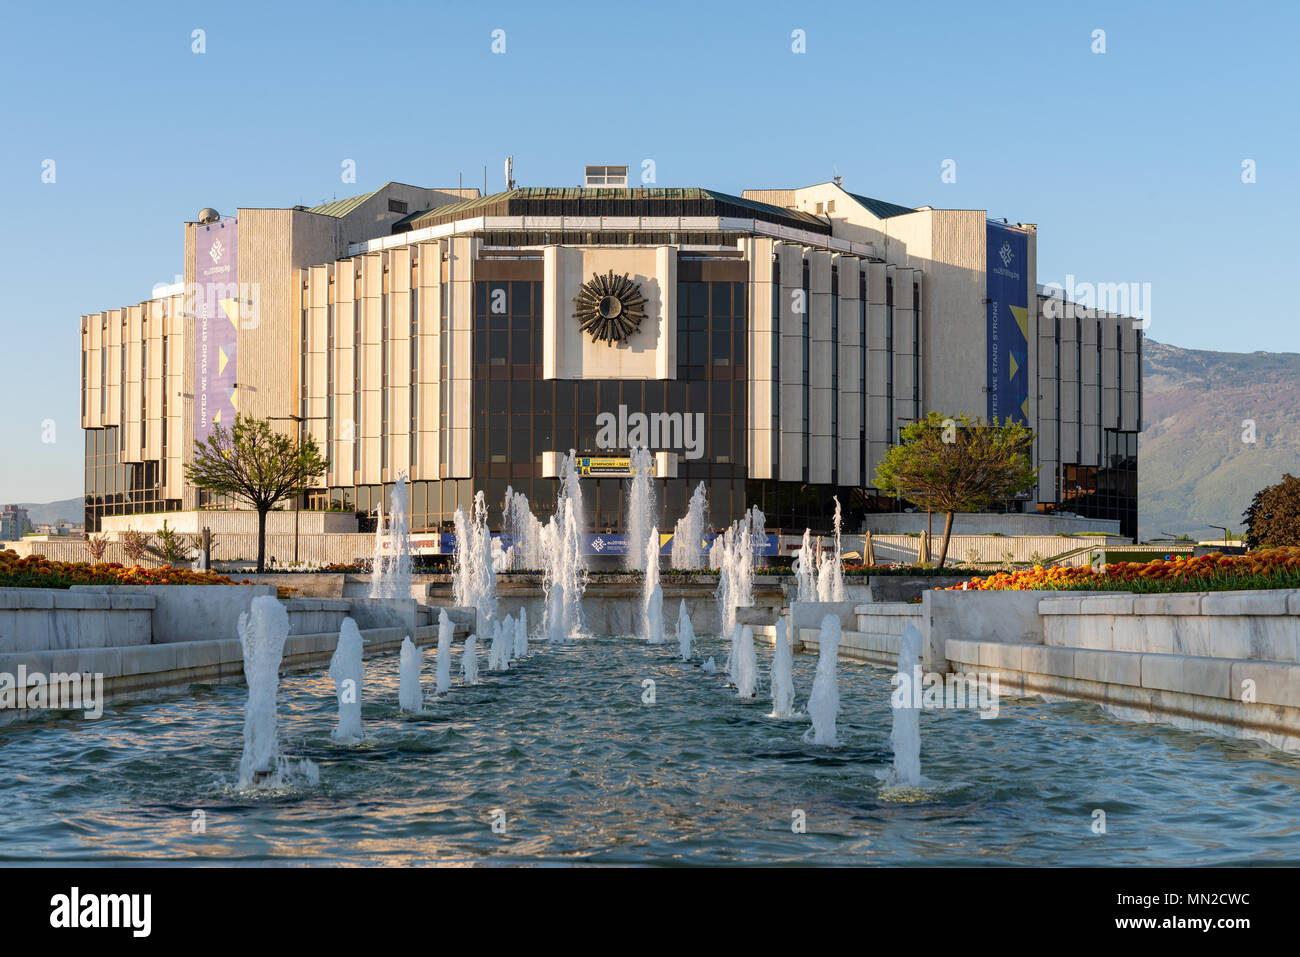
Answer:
[79,178,1143,540]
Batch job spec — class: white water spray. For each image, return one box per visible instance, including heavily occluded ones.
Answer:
[435,609,453,695]
[370,476,413,600]
[460,635,480,686]
[803,614,841,745]
[329,618,365,742]
[676,600,694,661]
[453,490,498,627]
[625,447,656,572]
[888,620,924,787]
[715,507,764,638]
[769,616,796,718]
[643,527,664,644]
[514,607,529,659]
[671,481,707,569]
[733,625,758,698]
[488,616,512,671]
[503,487,546,571]
[816,498,845,602]
[794,529,817,603]
[399,636,423,713]
[237,597,296,786]
[542,450,587,641]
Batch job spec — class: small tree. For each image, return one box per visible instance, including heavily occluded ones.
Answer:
[1243,473,1300,549]
[875,411,1039,569]
[151,520,192,565]
[120,529,153,565]
[185,415,327,572]
[85,534,109,562]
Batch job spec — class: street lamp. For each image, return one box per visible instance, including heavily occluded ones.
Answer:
[269,413,327,564]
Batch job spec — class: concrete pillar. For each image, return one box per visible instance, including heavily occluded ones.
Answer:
[835,254,862,488]
[778,243,804,482]
[807,250,832,485]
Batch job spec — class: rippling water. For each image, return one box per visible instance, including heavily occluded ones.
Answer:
[2,635,1298,865]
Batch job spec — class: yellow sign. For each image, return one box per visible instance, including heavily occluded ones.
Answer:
[577,456,656,478]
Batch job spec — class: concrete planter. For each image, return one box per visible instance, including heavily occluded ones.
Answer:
[69,584,276,644]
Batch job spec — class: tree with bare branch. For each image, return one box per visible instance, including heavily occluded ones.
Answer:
[184,415,327,572]
[85,534,109,562]
[120,529,153,565]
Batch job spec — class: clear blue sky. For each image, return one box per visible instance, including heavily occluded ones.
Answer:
[1,0,1296,504]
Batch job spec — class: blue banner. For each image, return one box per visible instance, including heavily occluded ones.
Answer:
[986,222,1029,424]
[194,217,239,443]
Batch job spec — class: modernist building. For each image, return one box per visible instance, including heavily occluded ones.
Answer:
[1,505,31,541]
[79,167,1143,540]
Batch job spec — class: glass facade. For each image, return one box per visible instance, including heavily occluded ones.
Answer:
[1061,429,1138,539]
[83,426,178,531]
[465,267,748,535]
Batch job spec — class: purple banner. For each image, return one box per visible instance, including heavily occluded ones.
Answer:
[194,217,238,443]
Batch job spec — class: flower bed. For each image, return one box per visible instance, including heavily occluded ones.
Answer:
[946,548,1300,593]
[0,549,295,598]
[843,563,978,577]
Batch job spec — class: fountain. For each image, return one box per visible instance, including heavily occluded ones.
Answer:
[794,529,816,603]
[329,618,365,742]
[624,447,656,572]
[461,634,480,686]
[435,609,453,695]
[542,451,587,641]
[803,614,841,745]
[701,657,717,674]
[502,487,546,571]
[237,597,301,787]
[488,616,511,671]
[514,607,529,659]
[768,616,796,718]
[642,527,665,644]
[816,497,845,602]
[725,623,742,677]
[370,475,413,600]
[398,636,423,713]
[887,620,924,787]
[732,625,758,698]
[545,578,566,643]
[453,491,498,627]
[369,499,384,587]
[670,482,707,569]
[676,600,694,661]
[715,506,764,638]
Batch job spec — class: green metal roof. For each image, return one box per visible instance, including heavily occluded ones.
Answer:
[307,185,387,218]
[394,186,829,234]
[846,192,916,219]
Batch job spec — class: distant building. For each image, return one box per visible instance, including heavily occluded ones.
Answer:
[0,505,30,541]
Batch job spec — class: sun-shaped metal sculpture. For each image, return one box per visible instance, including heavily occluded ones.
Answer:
[572,270,648,345]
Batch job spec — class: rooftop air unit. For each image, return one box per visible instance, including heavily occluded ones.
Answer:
[584,165,628,188]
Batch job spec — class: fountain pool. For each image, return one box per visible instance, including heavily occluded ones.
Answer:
[1,633,1298,865]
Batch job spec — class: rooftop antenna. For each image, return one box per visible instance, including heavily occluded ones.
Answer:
[484,165,487,196]
[832,164,842,187]
[505,155,516,190]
